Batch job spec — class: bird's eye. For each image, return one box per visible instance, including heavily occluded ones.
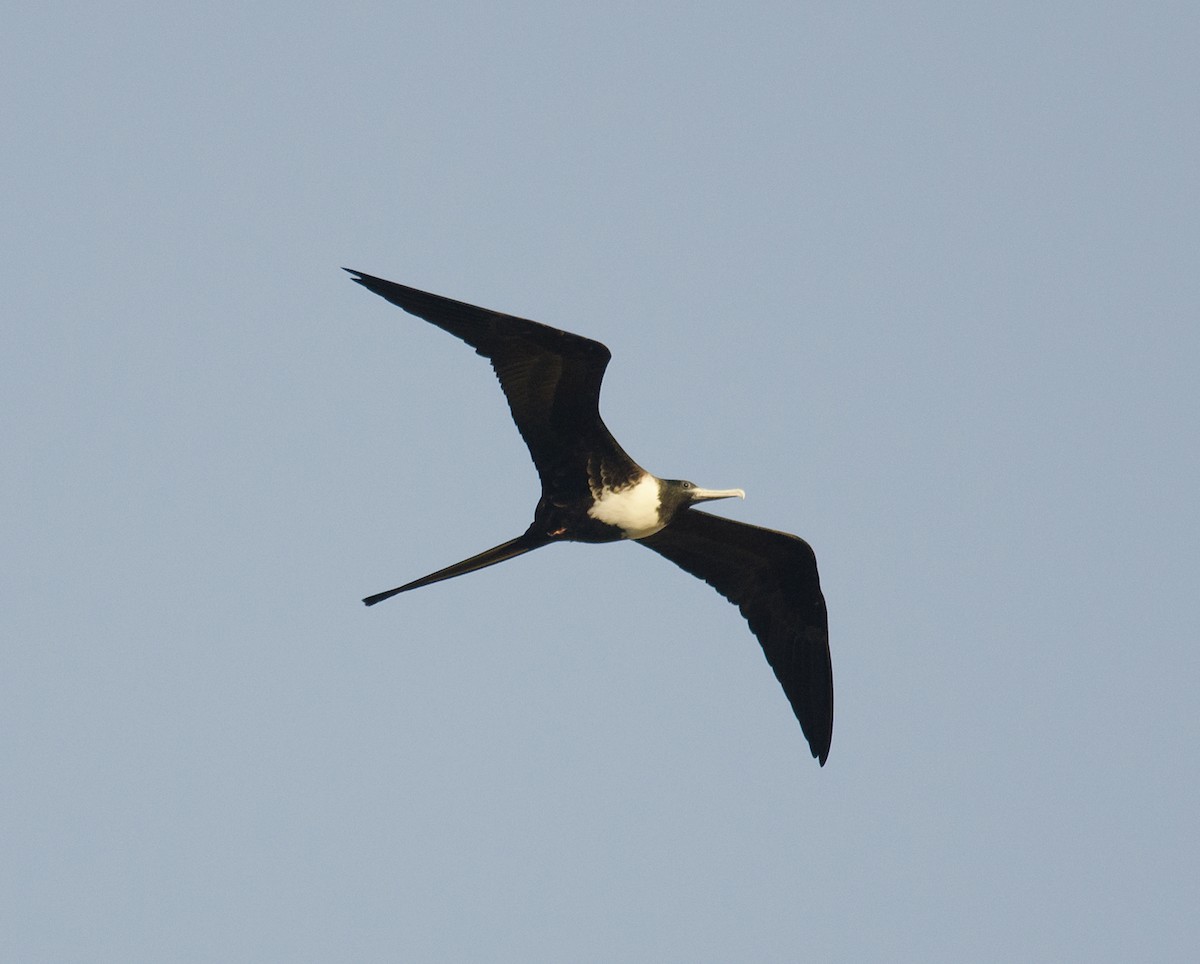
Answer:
[682,481,692,489]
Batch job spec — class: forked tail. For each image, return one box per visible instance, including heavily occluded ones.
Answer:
[362,529,552,606]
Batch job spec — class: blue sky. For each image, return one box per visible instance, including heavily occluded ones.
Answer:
[5,2,1197,961]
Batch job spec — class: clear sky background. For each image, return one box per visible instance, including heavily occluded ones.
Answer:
[5,2,1197,961]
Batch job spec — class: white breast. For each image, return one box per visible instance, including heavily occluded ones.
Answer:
[587,474,664,538]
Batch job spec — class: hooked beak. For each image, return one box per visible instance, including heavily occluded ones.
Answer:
[688,486,746,504]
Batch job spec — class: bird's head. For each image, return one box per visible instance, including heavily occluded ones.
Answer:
[658,479,746,522]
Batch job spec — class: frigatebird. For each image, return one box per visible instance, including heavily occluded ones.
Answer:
[349,269,833,765]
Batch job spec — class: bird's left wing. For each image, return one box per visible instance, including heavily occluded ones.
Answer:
[345,269,635,492]
[639,509,833,765]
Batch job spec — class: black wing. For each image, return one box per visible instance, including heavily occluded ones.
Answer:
[346,269,639,493]
[639,509,833,765]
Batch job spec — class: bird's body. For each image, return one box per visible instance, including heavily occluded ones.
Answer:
[349,269,833,765]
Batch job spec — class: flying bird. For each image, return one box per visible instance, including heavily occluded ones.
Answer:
[348,269,833,765]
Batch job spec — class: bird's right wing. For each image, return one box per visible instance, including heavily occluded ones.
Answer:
[639,509,833,765]
[345,269,636,492]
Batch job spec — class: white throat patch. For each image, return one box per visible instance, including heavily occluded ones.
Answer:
[587,474,664,539]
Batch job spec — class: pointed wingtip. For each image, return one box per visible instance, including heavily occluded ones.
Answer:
[362,584,408,606]
[813,728,831,766]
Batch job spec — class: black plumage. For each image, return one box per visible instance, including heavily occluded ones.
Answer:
[348,269,833,765]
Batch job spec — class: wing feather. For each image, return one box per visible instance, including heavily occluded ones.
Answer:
[640,509,833,764]
[346,269,634,488]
